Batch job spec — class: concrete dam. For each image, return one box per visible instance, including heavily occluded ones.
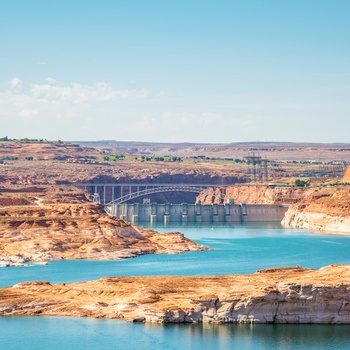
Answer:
[107,202,289,224]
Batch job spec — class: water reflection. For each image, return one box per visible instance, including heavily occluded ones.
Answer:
[147,323,350,350]
[1,317,350,350]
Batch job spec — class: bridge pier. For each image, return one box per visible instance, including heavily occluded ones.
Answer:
[213,203,219,223]
[195,203,202,223]
[241,203,248,222]
[224,203,231,222]
[150,215,157,224]
[132,203,139,223]
[181,203,188,223]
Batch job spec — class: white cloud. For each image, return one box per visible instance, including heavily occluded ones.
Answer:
[3,77,345,143]
[0,79,292,142]
[135,115,157,132]
[0,77,157,145]
[0,78,150,121]
[199,112,217,125]
[38,61,47,65]
[155,90,165,97]
[45,77,57,85]
[19,108,39,119]
[9,77,22,90]
[29,81,148,105]
[157,111,220,129]
[180,112,195,125]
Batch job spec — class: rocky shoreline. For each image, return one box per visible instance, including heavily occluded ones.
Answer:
[1,265,350,324]
[282,187,350,234]
[0,186,209,267]
[282,209,350,234]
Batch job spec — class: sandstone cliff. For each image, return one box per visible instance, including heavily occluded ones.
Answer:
[0,186,209,267]
[282,187,350,233]
[342,165,350,182]
[197,184,311,205]
[1,264,350,324]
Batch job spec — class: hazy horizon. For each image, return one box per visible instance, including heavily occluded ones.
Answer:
[75,140,350,146]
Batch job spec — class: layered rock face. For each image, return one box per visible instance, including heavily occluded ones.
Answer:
[342,165,350,182]
[197,185,311,205]
[0,187,209,267]
[282,187,350,233]
[1,265,350,324]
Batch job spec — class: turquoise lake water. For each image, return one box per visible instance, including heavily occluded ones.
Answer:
[1,222,350,349]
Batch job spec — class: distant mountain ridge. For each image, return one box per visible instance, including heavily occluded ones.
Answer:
[74,140,350,162]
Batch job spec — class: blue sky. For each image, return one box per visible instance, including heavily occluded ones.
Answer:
[0,0,349,143]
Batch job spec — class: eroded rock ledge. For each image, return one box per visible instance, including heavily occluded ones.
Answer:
[0,186,209,267]
[282,187,350,234]
[1,265,350,324]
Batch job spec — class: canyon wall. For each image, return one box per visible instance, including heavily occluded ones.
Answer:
[197,184,311,205]
[282,186,350,234]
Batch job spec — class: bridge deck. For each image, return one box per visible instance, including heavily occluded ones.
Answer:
[74,183,234,187]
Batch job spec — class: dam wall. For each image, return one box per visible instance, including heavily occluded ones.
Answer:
[107,203,288,224]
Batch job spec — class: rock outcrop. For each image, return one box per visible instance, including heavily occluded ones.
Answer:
[197,184,311,205]
[342,165,350,182]
[0,186,209,267]
[1,264,350,324]
[282,187,350,233]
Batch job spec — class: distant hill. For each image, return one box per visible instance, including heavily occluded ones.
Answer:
[74,140,350,162]
[0,141,100,161]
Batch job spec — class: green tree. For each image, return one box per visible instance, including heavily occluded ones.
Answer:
[295,179,310,187]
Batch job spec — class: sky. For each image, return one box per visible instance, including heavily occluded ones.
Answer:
[0,0,349,143]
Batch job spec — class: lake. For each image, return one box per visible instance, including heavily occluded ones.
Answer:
[1,222,350,349]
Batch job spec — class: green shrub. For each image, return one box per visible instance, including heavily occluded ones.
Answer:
[295,179,310,187]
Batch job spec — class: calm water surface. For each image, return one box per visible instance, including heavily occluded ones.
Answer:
[1,222,350,287]
[1,222,350,349]
[1,317,350,350]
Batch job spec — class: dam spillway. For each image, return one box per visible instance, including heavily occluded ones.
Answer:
[106,203,289,224]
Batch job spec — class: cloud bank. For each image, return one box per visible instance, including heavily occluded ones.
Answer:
[1,77,349,143]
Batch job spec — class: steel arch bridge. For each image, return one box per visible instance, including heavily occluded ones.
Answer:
[107,185,209,205]
[74,182,230,205]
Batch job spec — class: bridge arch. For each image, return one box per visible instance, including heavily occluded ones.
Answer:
[74,182,230,205]
[106,186,211,205]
